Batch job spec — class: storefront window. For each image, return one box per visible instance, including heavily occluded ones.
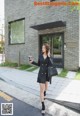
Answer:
[9,18,25,44]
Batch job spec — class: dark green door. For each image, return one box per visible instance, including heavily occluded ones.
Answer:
[39,33,64,68]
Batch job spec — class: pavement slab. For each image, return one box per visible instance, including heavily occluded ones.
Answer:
[0,67,80,104]
[0,67,80,114]
[66,71,76,79]
[0,91,50,116]
[0,80,80,116]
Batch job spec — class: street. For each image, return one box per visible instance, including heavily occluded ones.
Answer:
[0,91,50,116]
[0,78,80,116]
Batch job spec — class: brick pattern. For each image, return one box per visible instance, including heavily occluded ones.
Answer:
[5,0,79,70]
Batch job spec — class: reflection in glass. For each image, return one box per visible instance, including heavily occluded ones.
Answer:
[9,19,25,44]
[40,34,63,67]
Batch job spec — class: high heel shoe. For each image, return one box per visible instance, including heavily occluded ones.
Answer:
[44,91,46,100]
[41,109,45,115]
[41,102,45,115]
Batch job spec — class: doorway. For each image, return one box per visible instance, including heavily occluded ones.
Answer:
[39,33,64,68]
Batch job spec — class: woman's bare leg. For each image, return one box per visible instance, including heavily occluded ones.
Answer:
[40,83,45,114]
[44,81,48,97]
[40,83,45,102]
[45,81,48,91]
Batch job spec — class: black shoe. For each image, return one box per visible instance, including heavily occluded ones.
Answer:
[41,110,45,115]
[44,91,46,96]
[44,91,46,100]
[41,102,45,115]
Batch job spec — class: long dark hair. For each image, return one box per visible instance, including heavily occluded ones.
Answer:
[42,43,50,55]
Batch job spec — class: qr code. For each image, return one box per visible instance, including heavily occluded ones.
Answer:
[1,103,13,115]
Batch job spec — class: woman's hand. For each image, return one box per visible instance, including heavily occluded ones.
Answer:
[48,50,50,57]
[29,59,33,64]
[29,56,34,64]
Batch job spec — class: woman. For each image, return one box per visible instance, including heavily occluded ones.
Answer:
[29,43,52,115]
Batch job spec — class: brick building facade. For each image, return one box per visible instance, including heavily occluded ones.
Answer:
[5,0,80,70]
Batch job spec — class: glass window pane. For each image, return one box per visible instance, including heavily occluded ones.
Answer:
[9,19,25,44]
[40,33,64,67]
[53,35,62,58]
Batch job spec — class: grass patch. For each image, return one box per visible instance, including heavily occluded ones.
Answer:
[0,61,38,72]
[0,62,18,67]
[75,71,80,80]
[18,64,38,71]
[27,67,38,72]
[18,64,32,70]
[58,69,68,77]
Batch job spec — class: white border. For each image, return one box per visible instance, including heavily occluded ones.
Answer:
[79,10,80,67]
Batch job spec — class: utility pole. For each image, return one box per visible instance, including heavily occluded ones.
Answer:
[1,24,4,62]
[0,17,4,63]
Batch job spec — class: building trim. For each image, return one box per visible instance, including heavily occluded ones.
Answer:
[30,21,66,30]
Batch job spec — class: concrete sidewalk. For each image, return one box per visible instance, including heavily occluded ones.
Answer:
[0,67,80,103]
[0,67,80,115]
[0,80,80,116]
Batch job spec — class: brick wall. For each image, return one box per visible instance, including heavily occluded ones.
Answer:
[5,0,79,70]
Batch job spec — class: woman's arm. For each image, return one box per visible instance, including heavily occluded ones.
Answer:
[31,55,40,66]
[32,59,40,66]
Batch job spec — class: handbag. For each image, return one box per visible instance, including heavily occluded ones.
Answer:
[48,57,58,77]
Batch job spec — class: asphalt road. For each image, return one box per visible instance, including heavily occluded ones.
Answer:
[0,91,50,116]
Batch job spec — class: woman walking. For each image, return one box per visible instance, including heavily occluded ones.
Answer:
[29,43,52,115]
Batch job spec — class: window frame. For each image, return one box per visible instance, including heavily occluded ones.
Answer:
[8,18,25,45]
[39,32,64,68]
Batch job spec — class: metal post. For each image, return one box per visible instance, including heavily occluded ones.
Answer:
[2,24,4,62]
[18,51,20,67]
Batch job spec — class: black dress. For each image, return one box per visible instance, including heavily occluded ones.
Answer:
[32,53,52,84]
